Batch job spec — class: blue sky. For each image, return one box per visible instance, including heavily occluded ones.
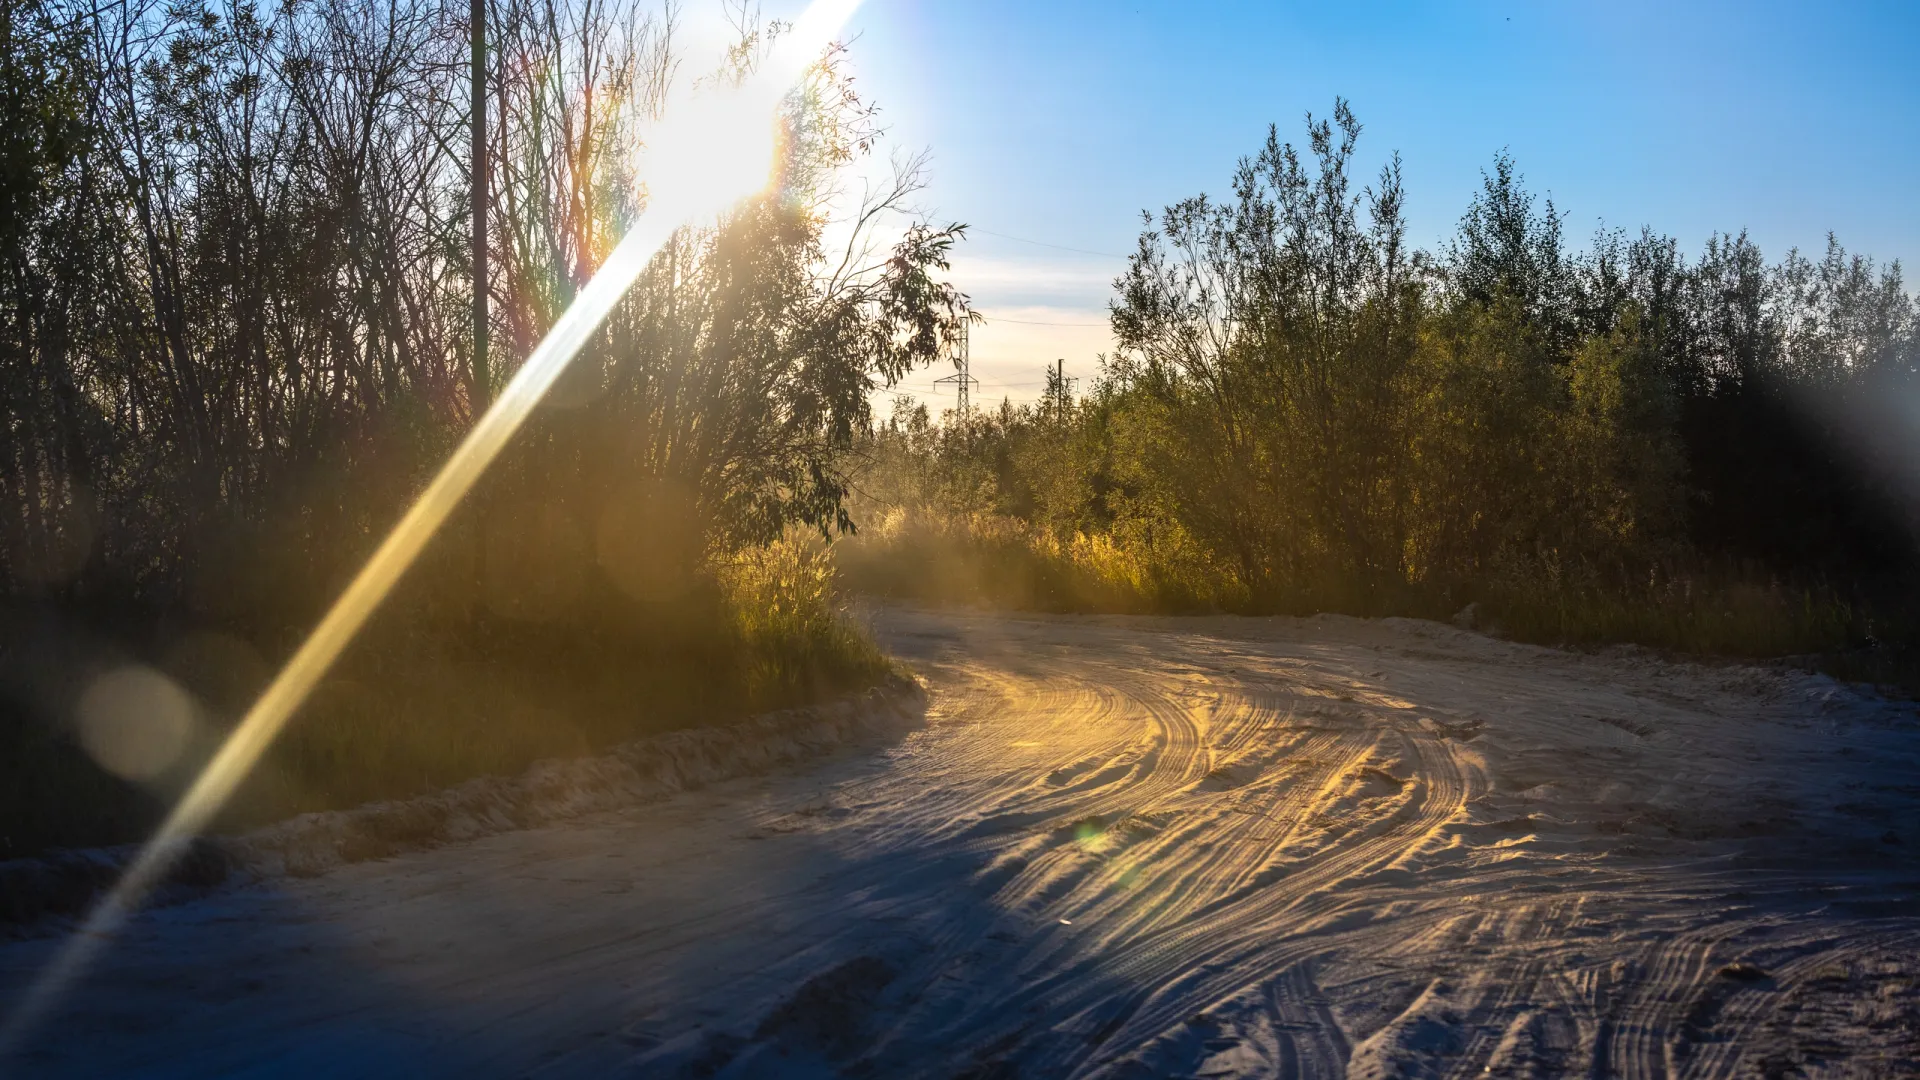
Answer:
[781,1,1920,405]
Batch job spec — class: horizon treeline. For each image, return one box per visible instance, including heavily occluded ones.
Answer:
[849,101,1920,652]
[0,0,965,853]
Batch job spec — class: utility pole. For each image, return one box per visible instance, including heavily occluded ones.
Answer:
[934,321,978,418]
[469,0,490,417]
[1045,358,1076,422]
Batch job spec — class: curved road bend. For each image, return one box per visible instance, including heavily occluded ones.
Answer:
[3,608,1917,1077]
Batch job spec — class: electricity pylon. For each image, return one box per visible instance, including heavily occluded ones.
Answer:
[934,321,979,416]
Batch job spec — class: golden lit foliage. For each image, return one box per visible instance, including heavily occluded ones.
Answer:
[841,105,1918,671]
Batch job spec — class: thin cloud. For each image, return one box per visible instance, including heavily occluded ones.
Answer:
[948,253,1119,306]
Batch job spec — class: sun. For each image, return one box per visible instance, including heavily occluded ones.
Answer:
[642,82,784,222]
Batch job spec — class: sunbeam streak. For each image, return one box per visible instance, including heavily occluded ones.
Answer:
[0,0,862,1058]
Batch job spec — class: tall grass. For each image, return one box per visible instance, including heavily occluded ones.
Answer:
[719,539,891,701]
[0,541,889,860]
[1483,577,1863,657]
[1481,574,1920,694]
[839,507,1916,690]
[836,507,1243,613]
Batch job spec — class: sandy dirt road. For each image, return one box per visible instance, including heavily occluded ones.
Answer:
[4,608,1919,1078]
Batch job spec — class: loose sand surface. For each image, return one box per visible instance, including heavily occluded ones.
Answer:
[4,609,1918,1077]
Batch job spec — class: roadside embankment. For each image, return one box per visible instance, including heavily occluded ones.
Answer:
[0,673,924,927]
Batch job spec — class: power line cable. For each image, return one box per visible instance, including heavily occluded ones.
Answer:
[983,315,1110,327]
[969,227,1130,260]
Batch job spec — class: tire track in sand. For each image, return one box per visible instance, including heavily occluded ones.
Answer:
[826,611,1919,1080]
[9,609,1915,1079]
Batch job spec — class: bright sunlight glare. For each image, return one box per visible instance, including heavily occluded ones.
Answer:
[643,86,780,217]
[0,0,863,1060]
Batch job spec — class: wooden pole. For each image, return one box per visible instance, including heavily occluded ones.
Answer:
[469,0,490,416]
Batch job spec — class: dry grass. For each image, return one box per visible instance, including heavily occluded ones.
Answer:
[835,507,1241,614]
[838,507,1917,694]
[0,540,890,859]
[1485,578,1859,657]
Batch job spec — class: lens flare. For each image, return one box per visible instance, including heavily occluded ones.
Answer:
[76,667,196,782]
[0,0,864,1058]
